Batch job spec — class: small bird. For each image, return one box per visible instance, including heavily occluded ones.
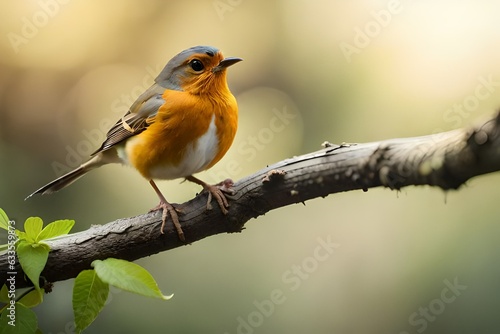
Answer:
[27,45,242,241]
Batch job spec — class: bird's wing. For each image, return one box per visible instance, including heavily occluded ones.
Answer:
[91,83,165,155]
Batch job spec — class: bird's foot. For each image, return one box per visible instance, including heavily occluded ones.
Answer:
[150,201,185,242]
[186,176,234,214]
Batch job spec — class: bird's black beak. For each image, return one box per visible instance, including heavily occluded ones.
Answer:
[212,57,243,73]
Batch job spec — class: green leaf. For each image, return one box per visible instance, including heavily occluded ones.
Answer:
[23,218,43,244]
[0,208,9,231]
[15,231,27,242]
[16,241,49,290]
[30,242,50,252]
[73,270,109,333]
[0,285,8,304]
[0,287,43,313]
[37,219,75,242]
[0,303,38,334]
[18,288,44,308]
[92,258,172,300]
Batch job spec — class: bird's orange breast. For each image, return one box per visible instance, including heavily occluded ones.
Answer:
[125,89,238,180]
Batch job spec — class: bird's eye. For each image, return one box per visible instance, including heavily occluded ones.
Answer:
[190,59,204,72]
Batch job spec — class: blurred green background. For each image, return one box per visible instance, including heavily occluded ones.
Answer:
[2,0,500,333]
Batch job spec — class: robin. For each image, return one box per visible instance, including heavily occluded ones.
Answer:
[27,45,242,241]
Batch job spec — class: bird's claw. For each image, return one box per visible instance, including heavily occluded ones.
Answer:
[204,184,229,214]
[202,178,234,214]
[186,176,234,215]
[150,201,185,242]
[217,178,235,195]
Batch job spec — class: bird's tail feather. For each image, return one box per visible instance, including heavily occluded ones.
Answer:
[26,166,90,199]
[26,153,117,200]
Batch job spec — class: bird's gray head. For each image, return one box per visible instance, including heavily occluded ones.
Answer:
[155,46,242,92]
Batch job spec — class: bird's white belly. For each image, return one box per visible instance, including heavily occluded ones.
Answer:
[148,114,219,180]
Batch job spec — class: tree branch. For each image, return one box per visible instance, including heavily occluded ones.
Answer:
[2,112,500,289]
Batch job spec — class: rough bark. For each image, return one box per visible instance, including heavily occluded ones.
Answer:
[2,112,500,289]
